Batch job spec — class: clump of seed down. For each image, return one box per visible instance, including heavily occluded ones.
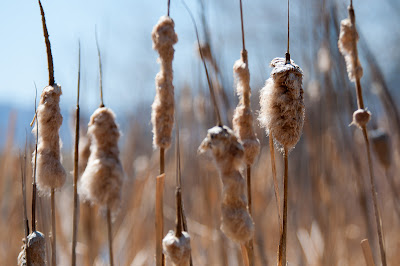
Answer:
[338,14,363,82]
[232,51,260,165]
[259,58,305,151]
[151,16,178,149]
[163,230,191,266]
[199,126,254,243]
[33,84,66,193]
[351,109,371,129]
[18,231,46,266]
[79,107,123,211]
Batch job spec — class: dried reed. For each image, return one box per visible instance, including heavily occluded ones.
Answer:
[71,42,81,266]
[338,3,386,265]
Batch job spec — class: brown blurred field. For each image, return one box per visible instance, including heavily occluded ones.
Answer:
[1,0,400,265]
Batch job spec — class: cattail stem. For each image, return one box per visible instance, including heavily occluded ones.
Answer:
[244,166,254,266]
[167,0,171,16]
[32,86,38,233]
[51,188,56,266]
[71,43,81,266]
[107,207,114,266]
[361,239,376,266]
[240,245,250,266]
[269,136,282,233]
[156,174,165,266]
[183,1,222,126]
[362,128,386,266]
[278,147,288,266]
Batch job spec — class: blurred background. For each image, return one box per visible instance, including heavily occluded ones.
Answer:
[1,0,400,265]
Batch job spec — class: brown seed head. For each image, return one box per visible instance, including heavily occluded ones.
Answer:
[259,57,305,152]
[33,84,66,194]
[198,126,254,242]
[232,52,260,165]
[18,231,46,266]
[338,17,363,81]
[79,107,124,211]
[162,230,191,266]
[351,109,371,128]
[151,16,178,149]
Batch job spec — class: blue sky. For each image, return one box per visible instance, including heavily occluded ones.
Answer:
[0,0,398,147]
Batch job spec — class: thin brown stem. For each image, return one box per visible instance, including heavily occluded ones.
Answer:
[167,0,171,16]
[175,188,183,237]
[241,245,250,266]
[72,42,81,266]
[156,174,165,266]
[362,128,387,266]
[245,165,254,266]
[38,0,54,86]
[182,1,222,126]
[32,85,38,232]
[51,188,56,266]
[278,147,288,266]
[20,149,31,266]
[269,136,282,233]
[107,207,114,266]
[239,0,246,52]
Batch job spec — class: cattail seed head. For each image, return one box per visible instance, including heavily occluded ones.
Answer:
[151,16,178,149]
[259,57,305,151]
[351,109,371,128]
[199,126,254,243]
[33,84,66,193]
[79,107,124,211]
[338,16,363,82]
[18,231,46,266]
[370,129,391,169]
[232,52,260,165]
[162,230,191,266]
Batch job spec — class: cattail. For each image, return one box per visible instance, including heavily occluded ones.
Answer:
[370,129,391,169]
[351,109,371,129]
[79,107,124,211]
[151,16,178,149]
[259,57,305,152]
[33,84,66,193]
[199,126,254,243]
[18,231,46,266]
[232,51,260,165]
[338,12,363,82]
[163,230,191,266]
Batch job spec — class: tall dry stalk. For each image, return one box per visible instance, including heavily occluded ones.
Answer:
[71,42,81,266]
[259,2,305,265]
[338,2,386,265]
[151,3,178,264]
[231,1,260,265]
[162,125,192,266]
[79,36,124,266]
[36,2,67,265]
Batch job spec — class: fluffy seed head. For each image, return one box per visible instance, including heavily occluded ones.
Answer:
[338,17,363,81]
[232,52,260,165]
[18,231,46,266]
[370,129,391,169]
[351,109,371,128]
[151,16,178,149]
[259,57,305,151]
[198,126,254,242]
[79,107,124,211]
[33,84,66,193]
[198,126,244,174]
[162,230,191,266]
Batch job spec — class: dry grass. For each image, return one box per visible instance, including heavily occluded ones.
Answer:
[1,1,400,266]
